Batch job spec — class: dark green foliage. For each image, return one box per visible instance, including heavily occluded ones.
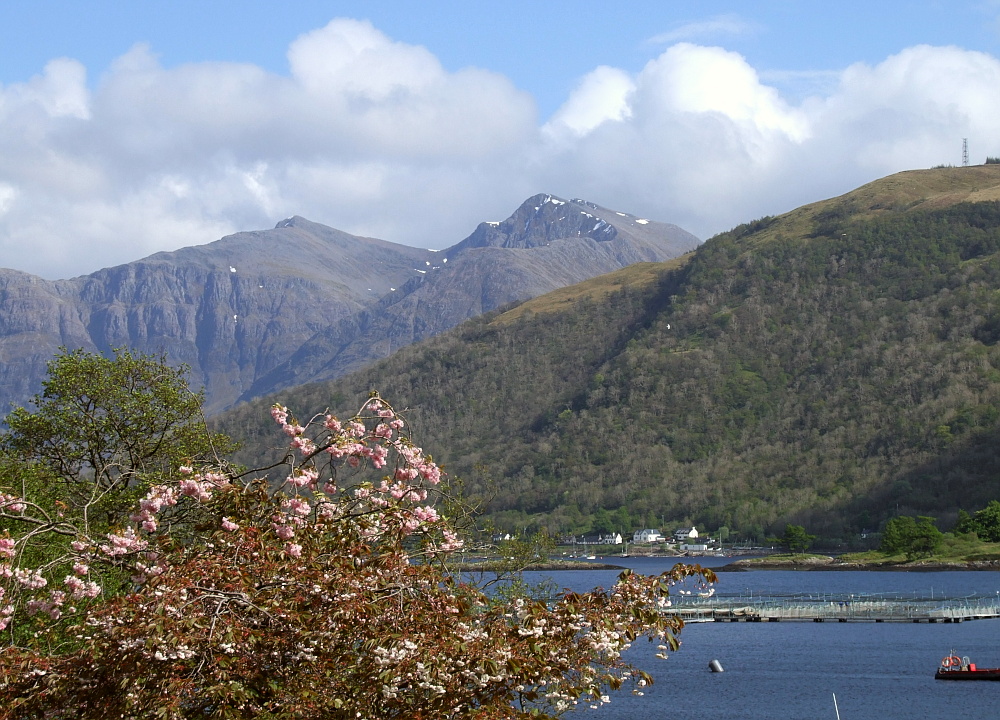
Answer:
[879,515,943,558]
[219,201,1000,541]
[954,500,1000,541]
[780,524,816,553]
[880,516,917,554]
[2,347,235,533]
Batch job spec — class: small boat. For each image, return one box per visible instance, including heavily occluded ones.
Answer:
[935,652,1000,680]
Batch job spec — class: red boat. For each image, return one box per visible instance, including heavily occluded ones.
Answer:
[936,653,1000,680]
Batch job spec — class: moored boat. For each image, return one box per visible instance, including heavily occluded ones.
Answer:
[935,652,1000,680]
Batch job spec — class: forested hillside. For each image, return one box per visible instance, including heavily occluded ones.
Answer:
[219,167,1000,544]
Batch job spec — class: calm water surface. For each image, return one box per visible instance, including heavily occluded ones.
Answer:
[522,556,1000,720]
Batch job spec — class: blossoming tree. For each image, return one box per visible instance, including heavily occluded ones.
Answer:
[0,392,714,719]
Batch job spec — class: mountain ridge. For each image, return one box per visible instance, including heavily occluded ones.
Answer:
[0,194,697,415]
[239,195,698,401]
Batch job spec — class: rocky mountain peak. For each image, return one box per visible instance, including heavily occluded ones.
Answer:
[453,194,627,251]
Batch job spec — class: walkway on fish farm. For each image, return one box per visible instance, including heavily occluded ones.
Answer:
[665,593,1000,623]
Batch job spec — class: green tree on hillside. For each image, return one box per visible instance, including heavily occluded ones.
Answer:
[779,524,816,553]
[880,516,917,555]
[879,515,943,558]
[591,507,616,535]
[955,501,1000,542]
[1,347,234,535]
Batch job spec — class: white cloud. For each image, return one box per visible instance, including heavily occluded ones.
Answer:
[288,18,441,101]
[0,57,91,121]
[0,183,16,215]
[543,66,634,139]
[0,19,536,278]
[633,44,809,142]
[283,19,535,159]
[535,44,814,235]
[646,14,760,46]
[758,68,842,104]
[533,42,1000,240]
[0,18,999,279]
[776,44,1000,195]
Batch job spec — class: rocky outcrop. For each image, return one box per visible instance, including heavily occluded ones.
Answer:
[0,196,698,415]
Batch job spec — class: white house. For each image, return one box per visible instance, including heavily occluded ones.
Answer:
[633,529,664,543]
[673,527,699,543]
[680,543,709,553]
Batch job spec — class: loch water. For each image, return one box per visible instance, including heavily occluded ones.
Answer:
[524,556,1000,720]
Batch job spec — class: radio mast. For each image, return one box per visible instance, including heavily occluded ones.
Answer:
[963,138,969,167]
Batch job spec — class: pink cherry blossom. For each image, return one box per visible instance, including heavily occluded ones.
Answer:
[283,497,312,517]
[0,493,26,513]
[286,467,319,488]
[14,568,47,589]
[99,527,147,557]
[270,404,289,425]
[179,479,212,502]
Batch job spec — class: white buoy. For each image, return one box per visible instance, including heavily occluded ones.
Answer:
[709,659,724,673]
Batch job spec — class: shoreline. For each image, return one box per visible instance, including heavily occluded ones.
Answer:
[456,559,627,572]
[460,555,1000,572]
[524,560,626,571]
[717,556,1000,572]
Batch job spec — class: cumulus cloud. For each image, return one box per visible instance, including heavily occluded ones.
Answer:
[817,45,1000,170]
[535,43,1000,240]
[543,66,634,140]
[0,17,999,279]
[0,19,536,278]
[536,44,813,233]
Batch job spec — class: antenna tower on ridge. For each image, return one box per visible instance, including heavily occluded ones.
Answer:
[963,138,969,167]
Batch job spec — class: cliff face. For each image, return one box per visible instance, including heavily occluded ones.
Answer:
[0,196,698,415]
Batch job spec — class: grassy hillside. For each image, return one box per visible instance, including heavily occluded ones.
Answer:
[218,166,1000,545]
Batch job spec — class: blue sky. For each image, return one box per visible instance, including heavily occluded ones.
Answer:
[4,1,997,113]
[1,1,999,278]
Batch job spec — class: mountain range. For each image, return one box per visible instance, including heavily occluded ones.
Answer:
[0,195,697,415]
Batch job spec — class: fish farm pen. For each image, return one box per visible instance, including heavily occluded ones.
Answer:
[665,592,1000,623]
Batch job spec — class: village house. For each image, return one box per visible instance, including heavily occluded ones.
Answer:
[564,532,623,546]
[672,527,698,543]
[680,541,710,552]
[632,528,664,544]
